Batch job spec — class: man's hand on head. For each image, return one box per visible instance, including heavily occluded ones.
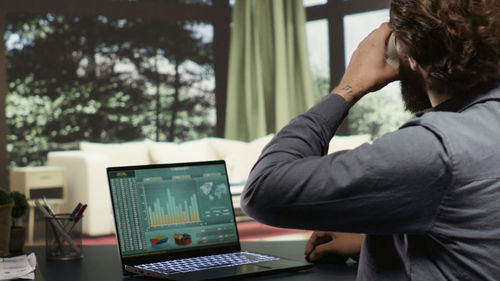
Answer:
[333,22,399,106]
[304,232,364,264]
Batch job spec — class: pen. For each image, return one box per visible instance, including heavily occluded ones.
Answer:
[35,200,81,254]
[71,203,83,218]
[42,195,56,217]
[35,200,63,253]
[74,204,87,222]
[68,204,87,234]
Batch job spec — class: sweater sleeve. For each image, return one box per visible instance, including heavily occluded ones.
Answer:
[240,94,452,234]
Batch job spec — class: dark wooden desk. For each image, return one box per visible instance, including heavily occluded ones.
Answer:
[25,240,357,281]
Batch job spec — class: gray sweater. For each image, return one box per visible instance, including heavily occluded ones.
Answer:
[241,84,500,280]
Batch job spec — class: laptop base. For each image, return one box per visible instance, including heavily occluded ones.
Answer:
[126,258,313,281]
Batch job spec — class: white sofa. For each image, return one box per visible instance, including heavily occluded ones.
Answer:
[47,134,371,236]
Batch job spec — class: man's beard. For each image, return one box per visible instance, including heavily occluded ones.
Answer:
[399,61,432,114]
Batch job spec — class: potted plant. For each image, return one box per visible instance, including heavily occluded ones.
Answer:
[0,189,14,256]
[9,191,29,253]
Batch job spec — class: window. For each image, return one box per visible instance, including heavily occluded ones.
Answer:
[0,0,405,185]
[5,12,216,167]
[306,19,330,102]
[343,9,411,138]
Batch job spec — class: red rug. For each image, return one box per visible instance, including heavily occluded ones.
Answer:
[82,221,310,245]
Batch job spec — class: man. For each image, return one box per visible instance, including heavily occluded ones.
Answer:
[240,0,500,280]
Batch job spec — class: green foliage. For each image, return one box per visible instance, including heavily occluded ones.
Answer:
[348,87,413,139]
[10,192,28,222]
[310,65,330,102]
[0,189,13,205]
[5,12,216,167]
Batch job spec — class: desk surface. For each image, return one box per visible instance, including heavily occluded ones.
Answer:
[26,240,357,281]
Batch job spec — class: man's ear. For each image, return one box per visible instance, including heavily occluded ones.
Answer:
[408,57,419,71]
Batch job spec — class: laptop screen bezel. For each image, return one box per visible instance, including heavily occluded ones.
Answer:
[106,160,242,270]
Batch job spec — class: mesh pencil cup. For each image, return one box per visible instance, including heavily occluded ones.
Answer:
[45,214,83,260]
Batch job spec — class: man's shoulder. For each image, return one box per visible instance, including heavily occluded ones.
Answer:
[399,111,459,134]
[401,85,500,132]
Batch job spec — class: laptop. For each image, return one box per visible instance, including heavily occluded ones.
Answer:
[106,160,312,281]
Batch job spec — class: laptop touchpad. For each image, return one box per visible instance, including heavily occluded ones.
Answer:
[232,264,272,274]
[195,264,272,279]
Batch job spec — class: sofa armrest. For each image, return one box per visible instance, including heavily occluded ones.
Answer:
[47,151,115,236]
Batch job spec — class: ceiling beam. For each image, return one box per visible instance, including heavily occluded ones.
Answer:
[1,0,215,22]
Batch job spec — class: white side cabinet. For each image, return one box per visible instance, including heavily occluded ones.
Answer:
[10,166,67,243]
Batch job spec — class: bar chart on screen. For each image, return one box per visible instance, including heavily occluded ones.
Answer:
[147,189,201,226]
[145,181,202,228]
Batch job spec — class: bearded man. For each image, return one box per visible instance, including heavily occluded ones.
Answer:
[240,0,500,280]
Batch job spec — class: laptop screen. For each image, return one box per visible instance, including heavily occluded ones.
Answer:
[107,161,239,258]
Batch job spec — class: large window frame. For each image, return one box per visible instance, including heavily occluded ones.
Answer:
[0,0,231,188]
[305,0,390,134]
[0,0,390,188]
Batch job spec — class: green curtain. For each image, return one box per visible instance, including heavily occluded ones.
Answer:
[224,0,314,141]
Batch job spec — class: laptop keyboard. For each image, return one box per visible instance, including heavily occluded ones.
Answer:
[137,251,280,275]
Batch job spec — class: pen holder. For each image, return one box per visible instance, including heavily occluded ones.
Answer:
[45,214,83,260]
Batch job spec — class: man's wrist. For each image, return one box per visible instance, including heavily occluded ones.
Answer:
[331,83,366,107]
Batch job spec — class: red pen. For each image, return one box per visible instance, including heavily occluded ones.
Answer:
[74,204,87,222]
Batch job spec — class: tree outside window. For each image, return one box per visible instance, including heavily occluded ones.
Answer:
[343,9,412,139]
[304,5,412,139]
[5,13,215,167]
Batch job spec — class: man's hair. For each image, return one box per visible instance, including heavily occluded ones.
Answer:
[390,0,500,97]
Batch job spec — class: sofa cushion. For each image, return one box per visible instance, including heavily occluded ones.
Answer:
[147,138,220,164]
[210,134,274,183]
[80,141,150,167]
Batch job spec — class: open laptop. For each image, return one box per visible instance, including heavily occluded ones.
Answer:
[106,160,312,281]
